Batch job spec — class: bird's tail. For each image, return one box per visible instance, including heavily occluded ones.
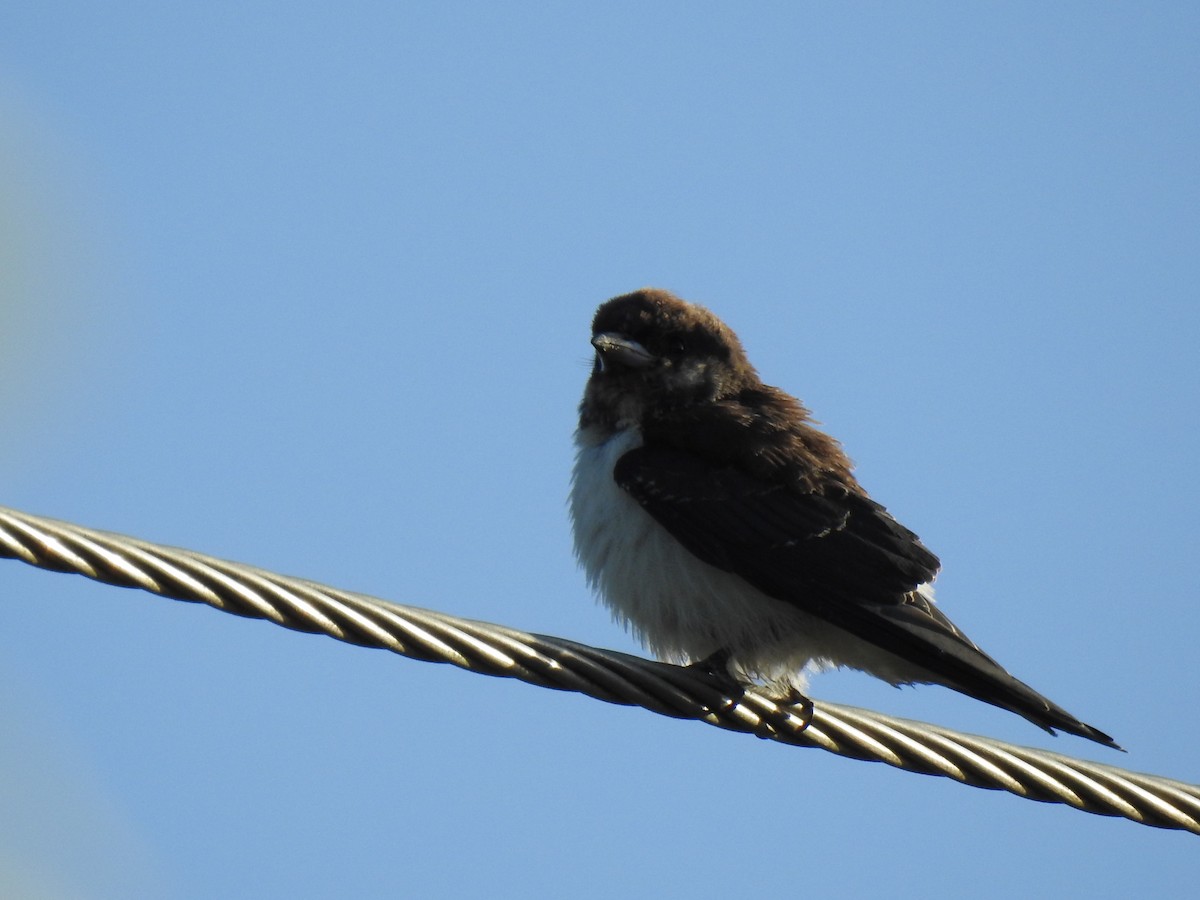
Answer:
[877,596,1121,750]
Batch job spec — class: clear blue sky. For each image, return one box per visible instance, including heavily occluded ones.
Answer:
[2,4,1197,897]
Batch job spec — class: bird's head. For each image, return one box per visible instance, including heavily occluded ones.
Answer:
[580,288,758,431]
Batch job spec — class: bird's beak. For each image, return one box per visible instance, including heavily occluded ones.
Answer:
[591,333,656,371]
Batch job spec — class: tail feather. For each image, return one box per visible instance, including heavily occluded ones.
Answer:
[872,596,1121,750]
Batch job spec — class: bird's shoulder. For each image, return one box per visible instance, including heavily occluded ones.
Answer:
[641,384,857,491]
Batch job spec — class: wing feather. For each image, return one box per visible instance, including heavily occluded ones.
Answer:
[614,444,1118,747]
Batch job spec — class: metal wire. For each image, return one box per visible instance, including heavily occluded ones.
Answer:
[2,503,1197,835]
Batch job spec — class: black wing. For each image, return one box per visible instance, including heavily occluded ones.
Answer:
[615,444,1118,747]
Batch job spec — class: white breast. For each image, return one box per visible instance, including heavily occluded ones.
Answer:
[568,425,936,690]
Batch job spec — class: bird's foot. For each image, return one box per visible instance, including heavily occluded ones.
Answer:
[744,684,814,738]
[687,647,734,677]
[682,651,814,735]
[683,648,746,709]
[777,686,815,730]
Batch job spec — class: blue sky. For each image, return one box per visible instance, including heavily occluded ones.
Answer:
[2,4,1197,897]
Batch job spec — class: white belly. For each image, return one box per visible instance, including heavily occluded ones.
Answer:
[569,425,934,690]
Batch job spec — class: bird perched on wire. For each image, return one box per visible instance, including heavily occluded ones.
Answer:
[569,287,1118,748]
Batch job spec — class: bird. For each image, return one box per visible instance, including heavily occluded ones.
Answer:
[569,287,1118,748]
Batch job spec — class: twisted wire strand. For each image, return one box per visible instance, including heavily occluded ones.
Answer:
[2,504,1196,834]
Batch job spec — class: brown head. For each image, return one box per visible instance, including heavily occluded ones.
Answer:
[581,288,761,431]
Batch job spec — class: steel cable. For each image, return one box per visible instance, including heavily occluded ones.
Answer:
[1,504,1196,834]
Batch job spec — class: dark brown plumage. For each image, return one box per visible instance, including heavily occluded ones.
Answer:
[572,288,1118,748]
